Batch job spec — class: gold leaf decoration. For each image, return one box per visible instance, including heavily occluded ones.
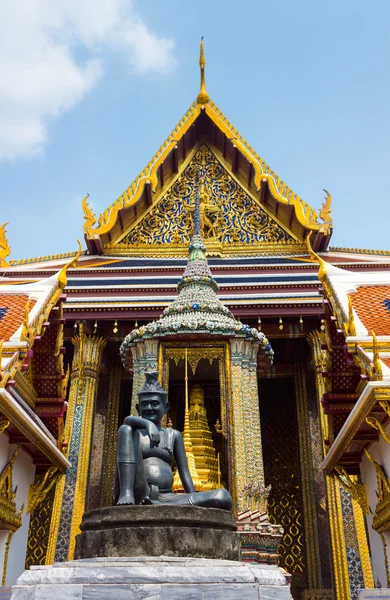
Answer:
[0,223,10,268]
[119,145,294,249]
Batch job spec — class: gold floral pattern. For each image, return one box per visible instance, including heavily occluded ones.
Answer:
[120,145,294,248]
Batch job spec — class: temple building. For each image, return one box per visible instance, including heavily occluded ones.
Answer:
[1,42,390,599]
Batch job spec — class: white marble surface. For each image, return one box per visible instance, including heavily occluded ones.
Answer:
[258,587,292,599]
[11,557,292,599]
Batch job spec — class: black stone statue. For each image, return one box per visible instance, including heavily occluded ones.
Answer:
[114,371,233,510]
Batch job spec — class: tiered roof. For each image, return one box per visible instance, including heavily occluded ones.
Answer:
[0,246,81,473]
[306,244,390,473]
[0,295,35,341]
[349,286,390,336]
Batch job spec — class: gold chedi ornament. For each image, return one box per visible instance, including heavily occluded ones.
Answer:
[173,349,203,492]
[188,385,220,491]
[174,384,220,492]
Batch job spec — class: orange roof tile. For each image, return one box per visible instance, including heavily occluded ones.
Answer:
[381,358,390,368]
[349,286,390,336]
[0,295,36,341]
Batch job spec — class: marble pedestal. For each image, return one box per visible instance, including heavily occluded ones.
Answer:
[11,556,292,599]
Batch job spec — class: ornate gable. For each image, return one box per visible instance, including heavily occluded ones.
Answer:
[83,42,333,255]
[110,144,297,257]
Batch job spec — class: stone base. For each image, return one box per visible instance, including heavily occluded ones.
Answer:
[11,556,292,599]
[75,505,240,561]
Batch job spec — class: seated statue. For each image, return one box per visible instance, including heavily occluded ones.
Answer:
[114,371,233,510]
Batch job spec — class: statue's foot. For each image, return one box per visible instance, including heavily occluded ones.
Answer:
[117,493,135,505]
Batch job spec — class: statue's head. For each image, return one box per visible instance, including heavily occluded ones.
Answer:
[136,371,170,425]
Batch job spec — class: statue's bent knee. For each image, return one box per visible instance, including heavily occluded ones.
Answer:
[117,423,136,463]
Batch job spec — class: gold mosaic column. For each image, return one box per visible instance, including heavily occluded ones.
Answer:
[229,338,265,512]
[51,331,106,562]
[351,487,375,589]
[308,331,351,599]
[294,356,323,590]
[100,363,122,507]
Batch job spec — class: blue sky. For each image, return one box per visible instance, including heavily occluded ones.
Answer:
[1,0,389,260]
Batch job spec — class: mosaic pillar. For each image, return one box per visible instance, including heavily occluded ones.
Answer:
[294,354,323,590]
[86,363,109,511]
[229,338,264,512]
[308,332,350,598]
[308,331,374,599]
[323,477,350,599]
[350,486,375,591]
[52,332,106,562]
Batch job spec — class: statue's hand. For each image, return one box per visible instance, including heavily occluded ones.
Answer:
[145,421,160,447]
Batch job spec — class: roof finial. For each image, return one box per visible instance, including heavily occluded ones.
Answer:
[196,37,210,105]
[0,223,11,268]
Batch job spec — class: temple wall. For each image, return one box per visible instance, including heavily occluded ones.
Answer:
[360,421,390,588]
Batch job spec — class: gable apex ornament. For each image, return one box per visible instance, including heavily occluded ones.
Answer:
[196,38,210,105]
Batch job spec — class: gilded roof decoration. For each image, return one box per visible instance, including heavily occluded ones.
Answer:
[84,81,332,242]
[344,295,357,337]
[116,144,295,252]
[328,247,390,257]
[306,231,327,281]
[319,189,333,230]
[0,224,11,268]
[82,195,96,233]
[9,250,84,267]
[196,38,210,105]
[57,240,82,290]
[0,447,24,532]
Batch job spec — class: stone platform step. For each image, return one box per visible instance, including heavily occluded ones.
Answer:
[0,588,11,600]
[11,556,292,599]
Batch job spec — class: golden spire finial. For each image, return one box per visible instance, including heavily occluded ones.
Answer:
[196,37,210,105]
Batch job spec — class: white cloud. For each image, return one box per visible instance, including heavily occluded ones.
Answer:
[0,0,175,160]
